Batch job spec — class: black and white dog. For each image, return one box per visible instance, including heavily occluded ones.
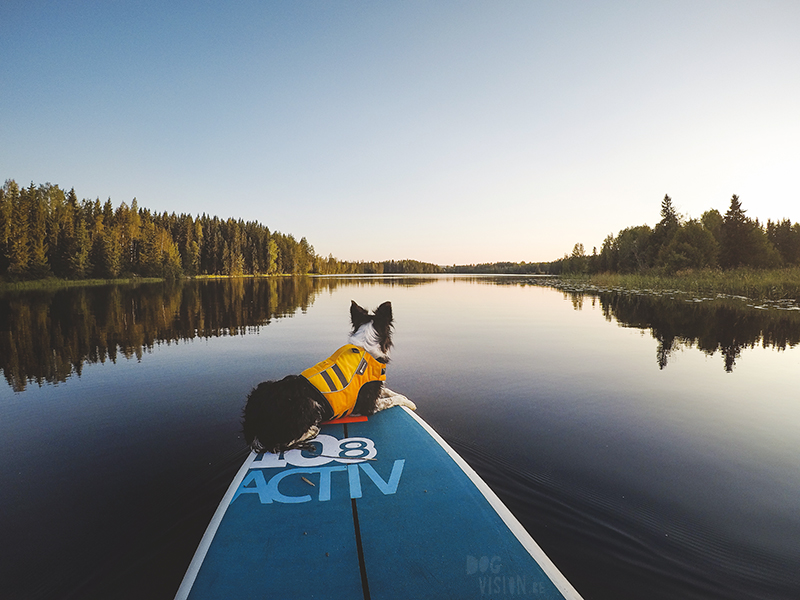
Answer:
[243,301,415,454]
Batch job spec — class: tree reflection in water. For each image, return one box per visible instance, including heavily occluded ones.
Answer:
[0,276,436,392]
[559,287,800,372]
[4,275,799,391]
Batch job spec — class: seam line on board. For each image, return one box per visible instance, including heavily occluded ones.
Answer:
[344,423,371,600]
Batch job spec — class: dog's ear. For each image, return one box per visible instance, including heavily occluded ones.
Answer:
[372,301,394,353]
[374,301,393,324]
[350,301,370,329]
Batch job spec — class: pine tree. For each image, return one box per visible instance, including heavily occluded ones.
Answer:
[0,180,20,275]
[51,188,78,277]
[7,182,32,277]
[266,236,278,275]
[41,184,69,276]
[190,220,203,275]
[69,217,92,278]
[297,237,313,273]
[100,225,123,277]
[652,194,680,262]
[27,184,51,278]
[720,195,749,268]
[660,194,679,228]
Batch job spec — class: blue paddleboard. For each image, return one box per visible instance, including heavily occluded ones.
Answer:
[175,406,583,599]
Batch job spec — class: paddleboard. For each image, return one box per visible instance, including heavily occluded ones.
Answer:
[175,406,583,599]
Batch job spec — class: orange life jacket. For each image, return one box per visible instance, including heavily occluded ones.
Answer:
[301,345,386,419]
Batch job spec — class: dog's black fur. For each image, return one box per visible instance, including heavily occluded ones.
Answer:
[242,300,413,454]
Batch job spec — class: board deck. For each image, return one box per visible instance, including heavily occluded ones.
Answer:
[175,406,584,599]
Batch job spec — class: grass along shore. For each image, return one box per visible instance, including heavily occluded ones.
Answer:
[4,269,800,302]
[0,273,310,292]
[562,267,800,302]
[0,276,166,292]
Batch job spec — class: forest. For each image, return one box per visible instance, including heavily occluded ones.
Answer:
[5,180,797,282]
[444,261,550,274]
[555,194,800,275]
[0,179,442,282]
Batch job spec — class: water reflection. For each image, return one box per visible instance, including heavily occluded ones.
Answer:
[596,293,800,371]
[5,274,799,391]
[3,274,799,600]
[0,276,437,392]
[530,280,800,372]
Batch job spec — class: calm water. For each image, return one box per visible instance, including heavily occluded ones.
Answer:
[1,276,799,599]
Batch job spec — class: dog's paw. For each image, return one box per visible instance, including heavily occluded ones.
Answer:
[285,425,320,449]
[375,391,416,412]
[394,396,416,410]
[301,425,320,442]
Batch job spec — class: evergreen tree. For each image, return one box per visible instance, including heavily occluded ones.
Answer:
[660,194,679,229]
[652,194,680,261]
[54,188,78,277]
[138,220,182,278]
[719,196,782,269]
[127,199,142,270]
[100,225,123,277]
[297,237,313,273]
[87,199,122,277]
[7,182,32,277]
[190,220,203,275]
[27,184,51,278]
[720,195,751,268]
[0,180,20,275]
[277,233,297,273]
[176,214,196,275]
[69,217,92,278]
[42,184,69,276]
[266,236,278,274]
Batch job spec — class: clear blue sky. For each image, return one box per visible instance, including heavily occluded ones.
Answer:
[2,1,798,265]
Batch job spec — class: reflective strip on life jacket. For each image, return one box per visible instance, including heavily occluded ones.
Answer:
[301,345,386,419]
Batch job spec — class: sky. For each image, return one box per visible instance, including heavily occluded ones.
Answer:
[2,1,799,265]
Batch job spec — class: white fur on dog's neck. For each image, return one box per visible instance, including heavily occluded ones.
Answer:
[348,322,388,361]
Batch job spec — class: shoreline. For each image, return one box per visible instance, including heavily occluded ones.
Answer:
[559,267,800,302]
[4,268,800,303]
[0,276,167,292]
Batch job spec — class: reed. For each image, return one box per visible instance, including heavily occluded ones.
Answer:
[565,267,800,301]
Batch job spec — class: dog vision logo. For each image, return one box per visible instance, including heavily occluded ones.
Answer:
[232,434,404,505]
[467,555,547,596]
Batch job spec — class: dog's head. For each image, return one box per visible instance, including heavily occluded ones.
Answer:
[348,300,393,361]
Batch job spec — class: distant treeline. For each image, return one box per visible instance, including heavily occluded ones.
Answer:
[444,261,552,274]
[555,194,800,274]
[0,179,442,281]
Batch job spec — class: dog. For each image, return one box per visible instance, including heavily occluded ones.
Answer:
[243,300,416,454]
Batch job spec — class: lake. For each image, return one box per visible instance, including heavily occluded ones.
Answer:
[1,275,799,599]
